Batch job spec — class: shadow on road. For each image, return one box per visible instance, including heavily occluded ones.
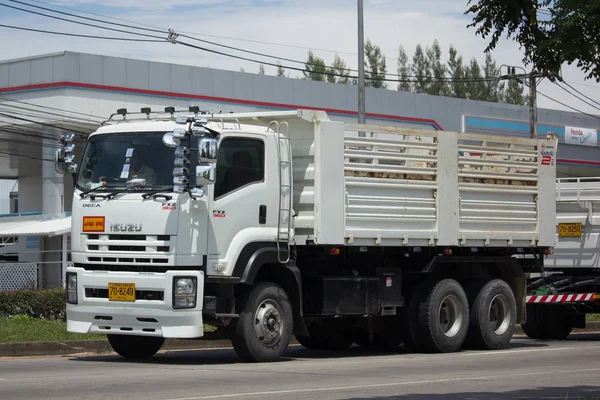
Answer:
[343,385,600,400]
[68,338,552,366]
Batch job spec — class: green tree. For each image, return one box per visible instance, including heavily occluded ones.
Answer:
[411,44,431,93]
[466,58,486,100]
[396,45,412,92]
[504,79,528,105]
[327,54,351,84]
[303,50,327,81]
[364,39,387,88]
[482,53,505,102]
[447,45,468,99]
[426,39,450,96]
[465,0,600,81]
[276,61,286,77]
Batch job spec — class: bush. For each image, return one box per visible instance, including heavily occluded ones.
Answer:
[0,288,66,320]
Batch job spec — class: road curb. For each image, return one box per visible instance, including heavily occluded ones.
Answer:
[1,323,598,358]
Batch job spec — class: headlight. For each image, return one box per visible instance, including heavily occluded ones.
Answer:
[66,272,78,304]
[173,276,197,309]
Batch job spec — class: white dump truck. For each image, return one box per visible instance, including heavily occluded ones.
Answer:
[55,107,558,362]
[521,177,600,340]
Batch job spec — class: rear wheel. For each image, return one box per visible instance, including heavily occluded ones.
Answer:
[521,303,544,339]
[107,334,164,358]
[230,281,293,362]
[464,279,516,350]
[538,306,574,340]
[415,279,470,353]
[521,304,574,340]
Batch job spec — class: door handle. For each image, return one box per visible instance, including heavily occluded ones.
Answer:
[259,205,266,224]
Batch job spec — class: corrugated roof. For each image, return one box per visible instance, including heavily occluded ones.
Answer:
[0,214,71,237]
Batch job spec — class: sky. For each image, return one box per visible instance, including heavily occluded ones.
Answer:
[1,0,600,120]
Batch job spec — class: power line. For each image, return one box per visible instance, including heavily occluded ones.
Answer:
[6,0,165,34]
[16,0,362,57]
[560,80,600,109]
[537,90,600,120]
[0,2,164,40]
[552,81,600,112]
[0,24,164,42]
[0,112,90,135]
[3,0,522,84]
[0,102,104,125]
[0,95,106,121]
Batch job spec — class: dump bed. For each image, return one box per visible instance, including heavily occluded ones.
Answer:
[284,112,558,248]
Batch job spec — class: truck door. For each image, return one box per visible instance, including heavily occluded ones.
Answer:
[206,133,272,276]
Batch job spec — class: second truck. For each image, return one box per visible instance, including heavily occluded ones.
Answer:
[55,107,558,361]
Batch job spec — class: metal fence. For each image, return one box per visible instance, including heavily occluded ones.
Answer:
[0,263,38,292]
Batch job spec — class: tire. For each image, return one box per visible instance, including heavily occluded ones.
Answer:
[416,279,470,353]
[464,279,516,350]
[107,334,165,358]
[401,286,427,352]
[521,304,573,340]
[538,306,574,340]
[230,281,293,362]
[521,303,545,339]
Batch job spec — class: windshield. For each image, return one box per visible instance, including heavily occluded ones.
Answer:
[76,131,182,191]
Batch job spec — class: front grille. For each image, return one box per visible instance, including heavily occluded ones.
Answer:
[84,234,173,264]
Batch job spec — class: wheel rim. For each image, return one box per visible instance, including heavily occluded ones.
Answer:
[488,294,511,335]
[438,294,464,337]
[254,299,283,346]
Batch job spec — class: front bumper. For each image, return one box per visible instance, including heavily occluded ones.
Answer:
[66,267,204,339]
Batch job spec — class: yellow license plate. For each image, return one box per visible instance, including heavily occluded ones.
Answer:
[558,222,582,237]
[108,283,136,301]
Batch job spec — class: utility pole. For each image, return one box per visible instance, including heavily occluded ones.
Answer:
[529,72,538,139]
[504,65,541,139]
[357,0,366,136]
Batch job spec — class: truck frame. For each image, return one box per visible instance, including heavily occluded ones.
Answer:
[55,107,558,362]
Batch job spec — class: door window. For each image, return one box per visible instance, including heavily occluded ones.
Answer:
[214,138,265,198]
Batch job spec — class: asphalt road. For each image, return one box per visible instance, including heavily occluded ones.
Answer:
[1,334,600,400]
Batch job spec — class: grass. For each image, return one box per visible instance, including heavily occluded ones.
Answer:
[0,316,218,343]
[586,314,600,322]
[0,316,105,343]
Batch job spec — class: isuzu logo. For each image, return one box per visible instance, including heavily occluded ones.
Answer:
[110,223,142,232]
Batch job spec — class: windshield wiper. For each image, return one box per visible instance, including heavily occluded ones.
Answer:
[79,186,107,199]
[142,188,173,201]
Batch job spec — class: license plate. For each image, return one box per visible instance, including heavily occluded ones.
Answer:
[108,283,136,301]
[558,222,582,237]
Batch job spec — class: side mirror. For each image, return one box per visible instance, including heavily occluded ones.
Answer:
[55,132,78,175]
[54,148,67,174]
[198,137,218,163]
[196,165,216,186]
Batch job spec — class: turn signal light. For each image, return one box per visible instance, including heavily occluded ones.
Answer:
[329,247,340,256]
[443,249,453,255]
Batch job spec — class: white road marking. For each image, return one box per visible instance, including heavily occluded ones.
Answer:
[164,367,600,400]
[461,347,574,356]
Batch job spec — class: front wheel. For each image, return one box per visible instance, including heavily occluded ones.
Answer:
[230,281,293,362]
[107,334,165,358]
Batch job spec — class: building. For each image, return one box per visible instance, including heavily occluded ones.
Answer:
[1,51,599,290]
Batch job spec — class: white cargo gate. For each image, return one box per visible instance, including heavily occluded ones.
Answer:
[303,119,557,248]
